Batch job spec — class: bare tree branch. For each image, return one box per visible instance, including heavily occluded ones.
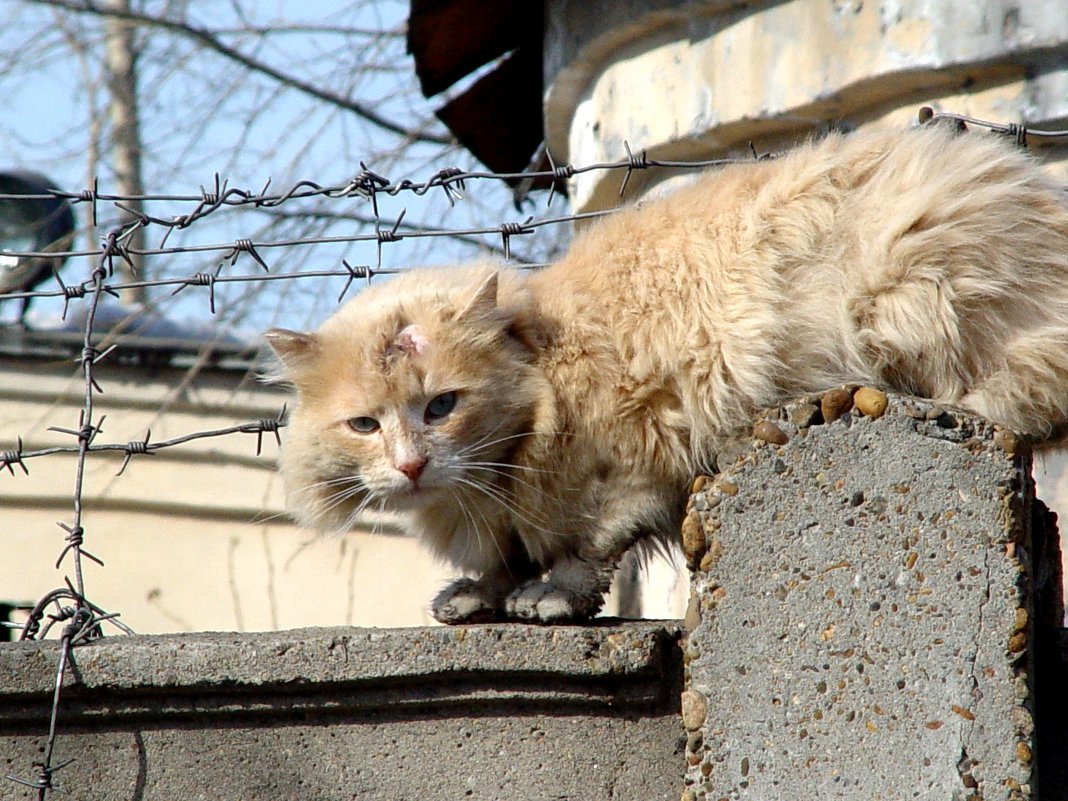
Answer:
[24,0,453,146]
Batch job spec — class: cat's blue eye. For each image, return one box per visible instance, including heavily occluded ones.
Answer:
[347,416,380,434]
[425,391,457,422]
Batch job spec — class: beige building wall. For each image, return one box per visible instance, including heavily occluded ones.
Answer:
[545,0,1068,213]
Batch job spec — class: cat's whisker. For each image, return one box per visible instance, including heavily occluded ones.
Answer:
[247,508,297,526]
[463,459,557,476]
[456,430,546,458]
[460,463,551,496]
[454,419,513,456]
[455,429,559,459]
[453,476,559,539]
[455,462,564,512]
[448,488,490,567]
[453,472,552,522]
[313,480,377,523]
[293,474,367,495]
[448,486,520,583]
[340,488,388,532]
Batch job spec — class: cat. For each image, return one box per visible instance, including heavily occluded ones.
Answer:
[266,123,1068,624]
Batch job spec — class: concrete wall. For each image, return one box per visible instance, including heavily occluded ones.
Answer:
[2,391,1065,800]
[544,0,1068,213]
[0,622,685,801]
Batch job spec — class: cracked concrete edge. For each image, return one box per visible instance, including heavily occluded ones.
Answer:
[0,621,683,710]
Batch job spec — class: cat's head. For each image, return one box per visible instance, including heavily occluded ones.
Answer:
[265,264,547,532]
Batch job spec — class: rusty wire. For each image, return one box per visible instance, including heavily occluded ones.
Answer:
[2,111,1068,798]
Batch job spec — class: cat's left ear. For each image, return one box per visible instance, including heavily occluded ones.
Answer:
[457,271,498,321]
[265,328,319,373]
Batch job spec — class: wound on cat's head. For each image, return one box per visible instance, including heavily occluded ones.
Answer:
[391,324,430,357]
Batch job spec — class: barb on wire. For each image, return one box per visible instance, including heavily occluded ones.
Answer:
[337,259,374,302]
[254,405,287,456]
[374,208,406,272]
[1,436,28,475]
[17,582,132,643]
[75,178,99,227]
[56,522,103,570]
[227,238,269,271]
[918,106,1068,146]
[117,431,153,476]
[499,218,534,260]
[171,267,222,313]
[433,166,466,206]
[545,148,575,208]
[47,411,106,448]
[54,271,88,321]
[619,140,649,198]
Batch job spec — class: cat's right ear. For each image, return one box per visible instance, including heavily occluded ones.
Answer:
[457,271,498,321]
[264,328,319,374]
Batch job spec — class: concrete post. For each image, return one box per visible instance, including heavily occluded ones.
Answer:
[680,390,1063,801]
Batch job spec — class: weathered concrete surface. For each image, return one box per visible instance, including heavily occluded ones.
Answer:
[0,622,684,800]
[682,391,1050,801]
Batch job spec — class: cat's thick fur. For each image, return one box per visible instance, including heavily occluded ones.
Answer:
[267,125,1068,624]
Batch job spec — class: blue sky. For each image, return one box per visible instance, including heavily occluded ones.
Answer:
[0,0,562,334]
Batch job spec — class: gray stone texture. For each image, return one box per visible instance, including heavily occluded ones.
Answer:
[0,622,684,800]
[682,391,1057,801]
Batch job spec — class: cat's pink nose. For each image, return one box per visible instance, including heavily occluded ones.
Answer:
[397,457,427,482]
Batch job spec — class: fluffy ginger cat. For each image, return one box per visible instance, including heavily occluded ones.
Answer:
[267,124,1068,624]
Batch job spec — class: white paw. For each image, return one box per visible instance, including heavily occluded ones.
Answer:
[505,581,598,623]
[431,578,501,624]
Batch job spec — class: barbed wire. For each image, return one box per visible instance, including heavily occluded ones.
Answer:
[3,109,1067,798]
[1,134,753,799]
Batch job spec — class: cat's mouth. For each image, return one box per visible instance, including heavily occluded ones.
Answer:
[385,481,444,506]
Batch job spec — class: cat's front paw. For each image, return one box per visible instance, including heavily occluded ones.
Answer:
[431,578,502,624]
[505,580,602,624]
